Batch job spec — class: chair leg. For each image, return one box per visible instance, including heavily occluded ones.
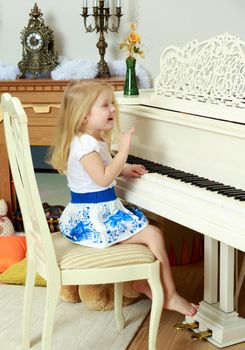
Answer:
[41,282,60,350]
[22,258,36,350]
[114,282,125,331]
[148,262,164,350]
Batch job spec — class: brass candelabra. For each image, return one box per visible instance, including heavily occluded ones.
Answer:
[81,0,123,78]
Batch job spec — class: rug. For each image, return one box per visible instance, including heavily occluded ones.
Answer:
[0,284,151,350]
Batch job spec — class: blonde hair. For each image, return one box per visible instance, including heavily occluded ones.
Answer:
[49,80,120,174]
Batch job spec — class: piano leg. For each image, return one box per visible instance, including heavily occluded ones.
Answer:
[204,236,218,304]
[219,242,234,312]
[186,238,245,347]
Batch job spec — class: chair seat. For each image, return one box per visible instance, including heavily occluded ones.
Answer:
[52,232,155,269]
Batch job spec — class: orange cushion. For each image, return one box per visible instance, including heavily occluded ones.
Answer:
[0,236,26,273]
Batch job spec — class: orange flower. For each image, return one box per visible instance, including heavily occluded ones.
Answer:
[128,32,141,44]
[119,23,144,59]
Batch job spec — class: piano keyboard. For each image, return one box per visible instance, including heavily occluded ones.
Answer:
[126,155,245,215]
[127,155,245,201]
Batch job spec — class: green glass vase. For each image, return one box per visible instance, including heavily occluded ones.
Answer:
[123,57,139,96]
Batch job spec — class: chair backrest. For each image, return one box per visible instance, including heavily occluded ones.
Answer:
[1,93,59,280]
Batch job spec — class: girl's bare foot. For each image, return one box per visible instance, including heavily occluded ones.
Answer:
[164,292,199,316]
[132,280,152,299]
[133,281,199,316]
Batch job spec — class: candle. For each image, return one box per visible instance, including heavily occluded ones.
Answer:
[105,0,109,8]
[83,0,88,7]
[93,0,98,6]
[117,0,121,7]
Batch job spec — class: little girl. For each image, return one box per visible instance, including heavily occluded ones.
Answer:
[50,80,198,316]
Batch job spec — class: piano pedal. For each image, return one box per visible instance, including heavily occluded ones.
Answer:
[174,322,199,331]
[191,329,212,341]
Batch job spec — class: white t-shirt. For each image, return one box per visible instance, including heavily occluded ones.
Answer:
[66,134,116,193]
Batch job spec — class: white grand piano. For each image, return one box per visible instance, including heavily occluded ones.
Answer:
[115,33,245,348]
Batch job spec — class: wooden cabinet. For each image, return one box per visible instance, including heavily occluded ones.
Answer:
[0,78,124,215]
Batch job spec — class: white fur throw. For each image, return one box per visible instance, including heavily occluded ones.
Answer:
[0,61,20,80]
[0,57,152,88]
[51,57,97,80]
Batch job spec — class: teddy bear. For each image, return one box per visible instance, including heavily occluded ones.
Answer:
[60,282,144,311]
[0,199,15,236]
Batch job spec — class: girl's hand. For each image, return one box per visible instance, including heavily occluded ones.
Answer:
[120,164,148,177]
[119,128,135,155]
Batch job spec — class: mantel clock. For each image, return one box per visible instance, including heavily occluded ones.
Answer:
[18,3,58,79]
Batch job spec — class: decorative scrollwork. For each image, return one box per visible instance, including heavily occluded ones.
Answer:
[154,33,245,109]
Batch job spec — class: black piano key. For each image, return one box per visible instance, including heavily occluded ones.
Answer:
[167,174,183,179]
[221,192,242,198]
[204,184,231,191]
[189,180,212,186]
[207,185,231,191]
[158,169,178,175]
[166,171,186,177]
[127,156,155,167]
[180,179,201,184]
[148,165,172,172]
[207,184,234,196]
[227,194,245,199]
[205,182,223,188]
[181,177,201,183]
[179,175,199,179]
[215,190,238,197]
[218,189,238,194]
[221,187,243,192]
[147,166,164,172]
[193,182,219,189]
[222,191,244,198]
[234,191,245,196]
[234,194,245,199]
[167,172,190,179]
[142,163,156,169]
[177,173,197,179]
[127,155,139,162]
[217,187,237,194]
[191,180,217,185]
[227,190,244,194]
[180,175,201,181]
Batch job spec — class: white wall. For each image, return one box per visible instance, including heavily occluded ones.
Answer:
[0,0,245,81]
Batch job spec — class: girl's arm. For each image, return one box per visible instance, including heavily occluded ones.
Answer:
[80,128,134,187]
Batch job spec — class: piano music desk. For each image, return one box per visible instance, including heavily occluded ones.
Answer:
[0,78,124,217]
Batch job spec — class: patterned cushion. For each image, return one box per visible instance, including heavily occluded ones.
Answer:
[52,232,155,269]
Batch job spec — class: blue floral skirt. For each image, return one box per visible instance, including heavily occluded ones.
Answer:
[59,187,149,248]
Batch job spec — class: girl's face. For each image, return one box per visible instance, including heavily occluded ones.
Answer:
[84,90,115,137]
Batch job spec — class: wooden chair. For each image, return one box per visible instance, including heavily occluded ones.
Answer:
[1,92,164,350]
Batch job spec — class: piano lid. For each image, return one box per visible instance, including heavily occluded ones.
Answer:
[116,33,245,125]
